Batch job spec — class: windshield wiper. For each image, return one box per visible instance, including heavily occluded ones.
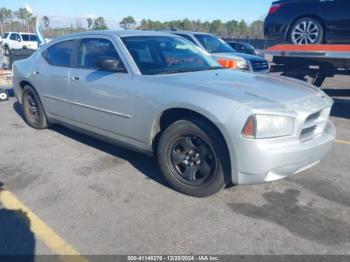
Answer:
[155,67,224,75]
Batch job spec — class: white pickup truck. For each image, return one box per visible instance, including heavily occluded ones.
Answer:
[2,32,39,55]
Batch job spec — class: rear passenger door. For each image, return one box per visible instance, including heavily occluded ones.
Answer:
[318,0,350,41]
[37,40,76,120]
[69,37,133,141]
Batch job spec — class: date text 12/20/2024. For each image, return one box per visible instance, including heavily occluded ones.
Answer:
[127,256,220,261]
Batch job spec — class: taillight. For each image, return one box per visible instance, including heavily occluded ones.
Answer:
[268,3,284,14]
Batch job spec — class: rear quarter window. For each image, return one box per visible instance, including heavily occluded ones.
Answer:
[45,40,76,67]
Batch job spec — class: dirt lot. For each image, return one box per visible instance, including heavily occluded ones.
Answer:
[0,75,349,257]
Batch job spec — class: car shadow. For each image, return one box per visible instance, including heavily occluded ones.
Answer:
[0,182,36,261]
[13,102,169,189]
[322,88,350,119]
[323,88,350,97]
[228,188,350,246]
[331,98,350,120]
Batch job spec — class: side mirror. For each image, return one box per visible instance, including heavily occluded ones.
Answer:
[96,57,126,73]
[18,38,22,42]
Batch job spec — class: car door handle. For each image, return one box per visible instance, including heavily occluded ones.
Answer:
[71,76,81,81]
[33,71,40,75]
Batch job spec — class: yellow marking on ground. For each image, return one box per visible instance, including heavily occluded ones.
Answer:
[335,139,350,145]
[0,190,88,262]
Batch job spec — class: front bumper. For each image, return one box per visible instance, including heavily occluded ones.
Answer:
[233,120,336,185]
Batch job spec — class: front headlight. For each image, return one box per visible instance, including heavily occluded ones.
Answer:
[242,115,295,139]
[236,58,249,70]
[217,58,249,71]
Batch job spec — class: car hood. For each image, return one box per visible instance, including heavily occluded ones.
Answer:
[155,69,329,106]
[212,52,266,62]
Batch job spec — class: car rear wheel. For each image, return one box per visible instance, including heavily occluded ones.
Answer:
[157,118,229,197]
[3,45,10,56]
[0,90,9,101]
[289,17,323,45]
[22,85,48,129]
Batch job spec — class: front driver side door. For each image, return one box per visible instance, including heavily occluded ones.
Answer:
[69,37,134,142]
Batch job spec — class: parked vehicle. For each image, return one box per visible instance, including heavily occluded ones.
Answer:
[13,31,335,197]
[264,0,350,45]
[168,31,269,72]
[226,41,259,56]
[0,89,9,101]
[2,32,39,55]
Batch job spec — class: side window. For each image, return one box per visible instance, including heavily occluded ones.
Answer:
[175,34,197,45]
[77,38,125,71]
[10,33,20,41]
[45,40,75,67]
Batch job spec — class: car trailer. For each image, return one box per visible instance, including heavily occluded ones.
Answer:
[266,45,350,87]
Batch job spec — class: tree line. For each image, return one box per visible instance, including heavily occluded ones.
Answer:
[0,7,264,39]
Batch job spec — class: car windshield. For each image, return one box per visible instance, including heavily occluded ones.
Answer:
[3,33,9,39]
[194,34,235,54]
[21,34,38,41]
[122,36,222,75]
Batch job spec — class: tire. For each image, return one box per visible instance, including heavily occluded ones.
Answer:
[22,85,48,129]
[0,90,9,101]
[157,118,229,197]
[3,45,10,56]
[288,17,324,45]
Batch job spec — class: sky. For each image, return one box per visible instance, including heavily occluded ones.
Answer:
[1,0,272,26]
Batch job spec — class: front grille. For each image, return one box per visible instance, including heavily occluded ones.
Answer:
[251,60,269,72]
[305,111,321,122]
[300,126,317,140]
[300,109,329,142]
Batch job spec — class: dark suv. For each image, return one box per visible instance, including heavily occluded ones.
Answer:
[264,0,350,44]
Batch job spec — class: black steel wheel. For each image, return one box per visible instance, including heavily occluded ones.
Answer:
[157,118,230,197]
[169,135,216,186]
[22,85,48,129]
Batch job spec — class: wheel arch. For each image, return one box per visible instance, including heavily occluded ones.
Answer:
[151,107,234,184]
[285,14,325,41]
[17,80,35,103]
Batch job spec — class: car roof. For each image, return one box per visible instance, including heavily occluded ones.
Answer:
[53,30,174,41]
[163,30,214,36]
[6,32,36,35]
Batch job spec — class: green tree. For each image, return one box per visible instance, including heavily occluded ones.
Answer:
[42,16,50,29]
[14,8,32,31]
[249,20,264,39]
[225,19,238,38]
[237,20,248,38]
[120,16,136,30]
[180,18,192,31]
[0,7,12,35]
[209,19,222,34]
[93,17,108,30]
[86,17,93,29]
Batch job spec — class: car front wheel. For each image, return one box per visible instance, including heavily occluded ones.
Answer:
[157,118,229,197]
[22,85,48,129]
[289,17,323,45]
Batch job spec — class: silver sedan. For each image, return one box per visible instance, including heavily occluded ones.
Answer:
[12,30,336,197]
